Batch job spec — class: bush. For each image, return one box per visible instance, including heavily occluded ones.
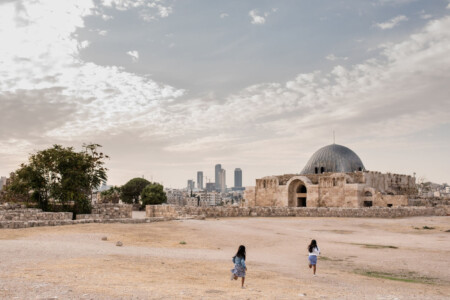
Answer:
[141,183,167,206]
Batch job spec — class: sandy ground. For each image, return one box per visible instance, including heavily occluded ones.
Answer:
[0,216,449,299]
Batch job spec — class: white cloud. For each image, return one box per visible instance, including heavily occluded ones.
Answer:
[0,0,184,143]
[376,15,408,29]
[325,54,348,61]
[79,40,90,49]
[249,10,266,25]
[127,50,139,62]
[220,13,229,19]
[97,0,173,21]
[164,16,450,154]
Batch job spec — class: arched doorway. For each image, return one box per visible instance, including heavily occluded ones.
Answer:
[297,184,307,207]
[288,178,308,207]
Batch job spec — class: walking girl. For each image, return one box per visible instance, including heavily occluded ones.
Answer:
[231,245,247,288]
[308,239,320,276]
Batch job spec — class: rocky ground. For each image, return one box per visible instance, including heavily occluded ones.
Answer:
[0,216,449,299]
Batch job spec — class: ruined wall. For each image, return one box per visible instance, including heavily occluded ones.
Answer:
[150,205,448,218]
[373,194,408,207]
[77,204,132,220]
[243,186,256,206]
[0,208,73,229]
[252,177,287,207]
[363,172,416,196]
[146,205,180,218]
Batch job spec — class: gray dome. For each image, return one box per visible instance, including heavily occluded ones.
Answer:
[300,144,365,174]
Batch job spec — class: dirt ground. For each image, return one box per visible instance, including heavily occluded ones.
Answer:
[0,216,449,299]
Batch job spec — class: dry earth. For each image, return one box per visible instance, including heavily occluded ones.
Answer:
[0,216,449,299]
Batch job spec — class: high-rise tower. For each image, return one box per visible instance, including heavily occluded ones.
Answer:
[215,164,221,190]
[197,171,203,189]
[234,168,242,188]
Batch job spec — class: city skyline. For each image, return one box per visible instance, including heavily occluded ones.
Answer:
[0,1,449,188]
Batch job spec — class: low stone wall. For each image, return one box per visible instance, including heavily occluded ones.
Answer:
[147,205,449,219]
[0,209,73,221]
[0,208,74,229]
[84,204,132,219]
[409,198,450,207]
[0,216,172,229]
[146,205,180,218]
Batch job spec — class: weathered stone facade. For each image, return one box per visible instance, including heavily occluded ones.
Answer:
[245,171,416,208]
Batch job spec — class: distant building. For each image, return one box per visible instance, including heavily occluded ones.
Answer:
[165,189,186,206]
[206,182,215,192]
[199,192,222,206]
[197,171,203,190]
[233,168,244,191]
[219,169,226,192]
[215,164,221,190]
[187,180,195,192]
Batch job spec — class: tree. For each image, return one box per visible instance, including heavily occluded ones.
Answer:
[120,178,150,204]
[6,144,108,215]
[140,183,167,206]
[100,186,121,203]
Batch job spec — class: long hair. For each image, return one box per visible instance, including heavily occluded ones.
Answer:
[308,240,317,253]
[235,245,246,260]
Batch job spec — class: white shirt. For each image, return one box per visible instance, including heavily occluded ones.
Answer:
[308,246,320,256]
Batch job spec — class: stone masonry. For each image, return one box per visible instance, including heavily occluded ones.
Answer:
[147,204,449,219]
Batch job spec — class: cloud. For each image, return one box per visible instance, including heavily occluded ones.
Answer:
[220,13,229,19]
[375,15,408,29]
[325,54,348,61]
[164,16,450,156]
[97,0,173,21]
[249,10,266,25]
[0,0,184,144]
[127,50,139,62]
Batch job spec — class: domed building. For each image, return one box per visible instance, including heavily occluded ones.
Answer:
[300,144,365,174]
[244,144,416,208]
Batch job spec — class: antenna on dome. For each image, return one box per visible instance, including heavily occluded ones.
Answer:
[333,130,335,144]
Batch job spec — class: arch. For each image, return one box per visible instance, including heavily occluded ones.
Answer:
[286,176,312,207]
[320,167,325,173]
[364,191,372,197]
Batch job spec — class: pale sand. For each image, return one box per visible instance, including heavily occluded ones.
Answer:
[0,216,449,299]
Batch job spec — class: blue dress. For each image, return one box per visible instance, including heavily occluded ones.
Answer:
[231,256,246,277]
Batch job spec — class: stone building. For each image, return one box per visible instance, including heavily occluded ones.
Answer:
[244,144,416,208]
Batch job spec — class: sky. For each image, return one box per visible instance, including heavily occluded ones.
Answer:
[0,0,449,188]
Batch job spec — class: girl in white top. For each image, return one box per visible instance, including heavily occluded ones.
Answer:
[308,239,320,276]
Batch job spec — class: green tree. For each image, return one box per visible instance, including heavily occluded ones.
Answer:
[6,144,108,215]
[100,186,121,203]
[140,183,167,206]
[120,178,150,204]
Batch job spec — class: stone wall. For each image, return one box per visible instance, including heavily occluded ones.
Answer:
[146,205,180,218]
[147,204,449,219]
[77,204,132,220]
[0,208,73,229]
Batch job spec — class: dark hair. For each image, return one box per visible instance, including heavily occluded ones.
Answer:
[235,245,246,260]
[308,240,317,253]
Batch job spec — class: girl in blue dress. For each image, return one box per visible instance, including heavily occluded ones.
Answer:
[231,245,247,288]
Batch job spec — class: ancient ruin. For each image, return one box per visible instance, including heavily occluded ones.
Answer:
[244,144,417,208]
